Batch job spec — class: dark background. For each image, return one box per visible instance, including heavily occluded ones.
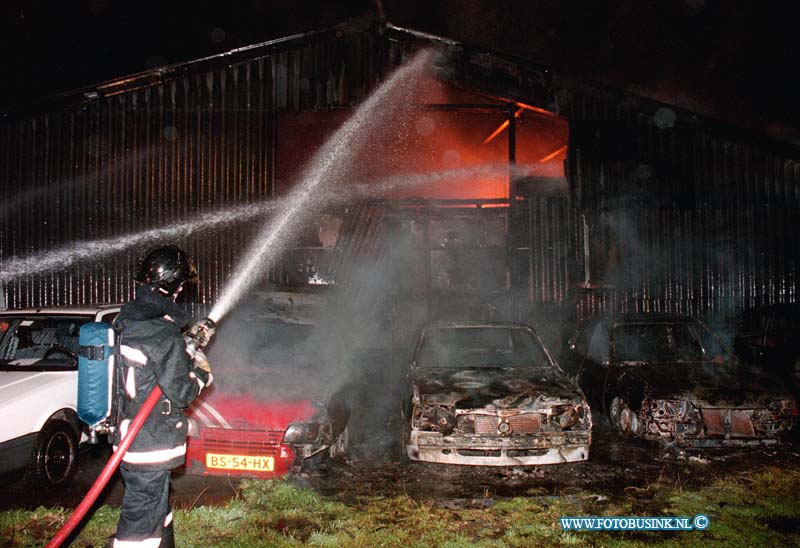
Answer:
[2,0,799,142]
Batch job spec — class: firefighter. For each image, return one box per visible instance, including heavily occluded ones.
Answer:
[112,245,213,548]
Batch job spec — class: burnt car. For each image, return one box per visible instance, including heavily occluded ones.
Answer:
[184,290,350,478]
[734,303,800,390]
[402,323,592,466]
[563,313,798,447]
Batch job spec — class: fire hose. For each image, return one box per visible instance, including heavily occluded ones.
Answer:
[46,318,215,548]
[46,386,163,548]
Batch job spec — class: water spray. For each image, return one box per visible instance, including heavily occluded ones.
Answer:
[0,146,155,220]
[0,162,539,284]
[208,49,435,323]
[0,201,279,284]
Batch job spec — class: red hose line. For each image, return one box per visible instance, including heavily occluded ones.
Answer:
[46,387,164,548]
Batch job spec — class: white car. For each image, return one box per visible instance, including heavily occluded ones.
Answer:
[0,304,120,489]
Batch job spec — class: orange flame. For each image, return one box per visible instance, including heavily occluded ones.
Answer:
[483,107,525,145]
[538,145,567,163]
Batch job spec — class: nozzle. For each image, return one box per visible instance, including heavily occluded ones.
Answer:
[197,318,216,332]
[185,317,217,353]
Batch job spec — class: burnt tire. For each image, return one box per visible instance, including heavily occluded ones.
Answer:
[25,419,79,491]
[609,398,641,437]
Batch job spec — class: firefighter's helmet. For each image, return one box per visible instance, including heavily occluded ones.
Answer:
[134,245,197,296]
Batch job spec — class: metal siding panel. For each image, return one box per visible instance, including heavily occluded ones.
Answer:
[1,29,381,312]
[567,116,800,325]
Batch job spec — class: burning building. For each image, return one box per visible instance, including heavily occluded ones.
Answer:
[0,17,798,346]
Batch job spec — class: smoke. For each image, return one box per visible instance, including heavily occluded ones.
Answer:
[202,192,540,454]
[586,199,743,347]
[201,238,405,454]
[205,298,352,402]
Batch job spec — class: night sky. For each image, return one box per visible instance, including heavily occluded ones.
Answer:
[2,1,799,143]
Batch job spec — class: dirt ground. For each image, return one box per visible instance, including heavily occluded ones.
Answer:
[2,419,798,513]
[305,423,800,509]
[2,434,799,514]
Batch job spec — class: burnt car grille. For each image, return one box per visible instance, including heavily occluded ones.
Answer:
[457,449,502,457]
[472,413,542,435]
[701,409,758,438]
[199,429,284,454]
[509,414,542,433]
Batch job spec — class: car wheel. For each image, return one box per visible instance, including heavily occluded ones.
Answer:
[329,426,349,460]
[609,398,641,437]
[26,419,79,491]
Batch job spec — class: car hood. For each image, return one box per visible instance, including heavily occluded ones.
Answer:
[413,367,584,410]
[626,362,792,406]
[187,391,317,431]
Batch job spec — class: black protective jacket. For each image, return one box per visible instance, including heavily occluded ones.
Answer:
[112,286,208,470]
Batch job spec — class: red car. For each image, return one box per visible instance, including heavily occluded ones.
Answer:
[185,393,311,477]
[183,291,350,478]
[185,388,350,479]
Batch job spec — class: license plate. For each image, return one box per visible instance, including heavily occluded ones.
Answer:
[205,453,275,472]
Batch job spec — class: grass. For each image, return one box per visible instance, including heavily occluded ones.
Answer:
[2,465,800,548]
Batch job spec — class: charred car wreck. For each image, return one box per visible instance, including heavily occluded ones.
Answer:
[403,323,592,466]
[564,313,798,447]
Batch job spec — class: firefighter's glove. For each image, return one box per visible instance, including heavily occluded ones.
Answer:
[191,349,214,387]
[185,318,216,351]
[201,321,216,346]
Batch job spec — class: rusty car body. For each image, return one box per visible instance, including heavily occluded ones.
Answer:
[564,313,798,447]
[402,323,592,466]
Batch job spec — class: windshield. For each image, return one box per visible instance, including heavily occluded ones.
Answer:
[0,316,90,370]
[415,326,552,369]
[612,322,733,364]
[258,321,319,366]
[206,316,348,401]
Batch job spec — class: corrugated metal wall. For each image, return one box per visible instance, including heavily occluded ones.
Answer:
[403,24,800,328]
[0,26,385,312]
[566,114,800,327]
[508,116,800,330]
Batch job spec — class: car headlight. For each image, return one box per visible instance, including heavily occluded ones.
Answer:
[412,405,456,435]
[550,404,590,430]
[575,404,591,426]
[282,422,320,444]
[650,399,695,420]
[186,417,200,438]
[770,399,799,418]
